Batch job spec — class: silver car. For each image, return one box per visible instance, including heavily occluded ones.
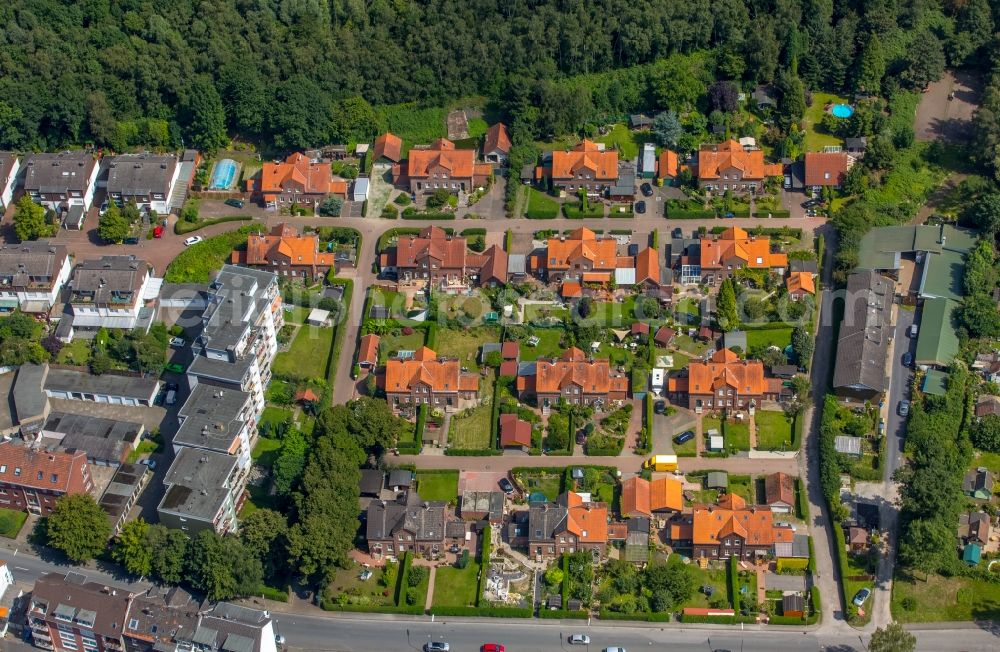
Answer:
[569,634,591,645]
[424,643,450,652]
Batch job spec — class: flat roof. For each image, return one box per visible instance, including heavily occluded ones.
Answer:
[43,411,144,461]
[158,448,236,521]
[173,384,250,453]
[45,367,160,400]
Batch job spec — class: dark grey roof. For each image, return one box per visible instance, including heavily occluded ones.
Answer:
[99,463,148,524]
[460,491,504,521]
[628,516,650,533]
[31,572,133,639]
[752,87,776,107]
[833,271,893,395]
[706,471,728,488]
[445,520,467,538]
[370,305,390,319]
[158,447,236,521]
[782,594,805,613]
[789,259,818,274]
[0,152,17,183]
[197,266,277,354]
[507,254,526,275]
[723,330,747,351]
[0,241,69,290]
[609,161,637,197]
[792,533,810,558]
[845,137,868,150]
[359,469,385,496]
[388,469,413,488]
[173,384,251,453]
[13,363,48,424]
[788,160,805,190]
[528,501,567,541]
[769,364,798,378]
[43,411,144,462]
[106,153,178,197]
[187,603,271,652]
[45,367,159,401]
[963,468,994,493]
[22,151,97,194]
[70,255,148,306]
[366,491,446,542]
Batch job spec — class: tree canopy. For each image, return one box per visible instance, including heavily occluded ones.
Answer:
[46,494,113,562]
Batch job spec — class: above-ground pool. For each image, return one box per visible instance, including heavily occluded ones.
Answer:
[830,103,854,119]
[209,158,238,190]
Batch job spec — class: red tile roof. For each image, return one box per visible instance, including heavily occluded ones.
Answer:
[238,223,335,270]
[374,132,403,162]
[358,334,380,366]
[699,227,788,270]
[688,348,767,396]
[499,360,519,377]
[658,149,680,179]
[546,228,618,272]
[697,140,781,181]
[631,322,650,336]
[786,271,815,295]
[654,326,676,346]
[764,472,795,507]
[531,348,628,395]
[294,388,319,403]
[804,151,849,187]
[384,346,479,394]
[501,342,520,359]
[0,442,90,494]
[562,492,609,543]
[260,153,340,195]
[561,282,583,298]
[394,226,467,271]
[551,140,618,181]
[621,476,683,517]
[499,413,532,447]
[484,123,512,155]
[634,247,660,285]
[477,244,508,285]
[407,139,477,180]
[692,500,778,547]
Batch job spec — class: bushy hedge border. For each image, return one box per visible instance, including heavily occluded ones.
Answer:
[728,557,740,612]
[598,610,671,622]
[321,602,425,615]
[428,606,533,617]
[326,278,353,383]
[174,215,252,234]
[538,609,588,619]
[260,585,289,602]
[396,552,413,605]
[679,613,756,624]
[445,448,501,456]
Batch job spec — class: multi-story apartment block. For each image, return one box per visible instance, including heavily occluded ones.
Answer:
[172,383,256,471]
[0,442,93,516]
[187,266,281,420]
[157,446,244,535]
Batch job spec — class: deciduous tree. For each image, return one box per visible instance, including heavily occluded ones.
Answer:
[868,621,916,652]
[112,519,153,577]
[14,195,54,242]
[46,494,112,562]
[98,203,131,243]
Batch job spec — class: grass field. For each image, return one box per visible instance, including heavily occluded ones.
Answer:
[586,296,637,327]
[755,410,795,451]
[56,338,92,365]
[272,324,335,380]
[524,187,560,219]
[251,436,283,469]
[675,298,701,325]
[416,471,459,502]
[432,562,481,607]
[435,328,496,372]
[327,562,398,607]
[973,451,1000,474]
[892,572,1000,622]
[125,439,162,464]
[803,92,848,151]
[523,304,569,324]
[746,328,793,352]
[379,103,447,155]
[379,331,426,363]
[0,507,28,538]
[448,374,495,449]
[282,305,311,324]
[703,416,750,451]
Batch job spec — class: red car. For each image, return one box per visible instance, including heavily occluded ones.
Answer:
[481,645,505,652]
[153,225,164,238]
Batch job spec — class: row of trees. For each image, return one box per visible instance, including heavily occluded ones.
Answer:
[0,1,991,153]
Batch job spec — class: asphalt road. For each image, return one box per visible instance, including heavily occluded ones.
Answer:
[264,614,1000,652]
[885,307,917,480]
[1,547,151,593]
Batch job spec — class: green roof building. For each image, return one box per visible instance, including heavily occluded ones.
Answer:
[921,369,949,396]
[914,298,960,368]
[963,543,982,566]
[856,224,977,272]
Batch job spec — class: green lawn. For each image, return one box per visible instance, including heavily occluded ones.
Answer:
[892,572,1000,623]
[273,324,335,380]
[728,475,753,503]
[672,334,709,355]
[449,374,495,449]
[523,304,569,324]
[379,331,427,363]
[755,410,795,451]
[596,123,654,161]
[686,489,720,505]
[673,430,697,457]
[679,558,729,609]
[803,92,848,152]
[56,338,92,365]
[973,451,1000,474]
[327,562,399,607]
[283,305,311,324]
[667,351,691,370]
[703,416,750,451]
[746,328,793,352]
[0,507,28,538]
[675,298,701,325]
[416,471,459,502]
[435,327,496,372]
[524,187,560,219]
[432,562,481,607]
[261,406,293,431]
[585,296,637,327]
[125,439,162,464]
[513,470,562,500]
[519,329,564,361]
[251,436,283,469]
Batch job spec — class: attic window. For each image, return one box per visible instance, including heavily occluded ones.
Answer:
[128,619,139,630]
[37,471,43,481]
[51,474,58,483]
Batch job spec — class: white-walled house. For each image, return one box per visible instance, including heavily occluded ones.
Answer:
[22,151,100,211]
[68,255,155,331]
[105,153,182,214]
[0,241,72,313]
[0,152,20,209]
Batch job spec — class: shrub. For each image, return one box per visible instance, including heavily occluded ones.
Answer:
[456,549,470,569]
[408,565,428,587]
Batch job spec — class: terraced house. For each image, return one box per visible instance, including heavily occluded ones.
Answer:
[401,138,492,194]
[67,255,154,333]
[696,227,788,284]
[517,347,628,412]
[668,348,780,412]
[22,151,100,211]
[531,227,619,284]
[381,225,506,290]
[105,152,181,214]
[525,492,609,559]
[382,346,480,414]
[0,241,71,314]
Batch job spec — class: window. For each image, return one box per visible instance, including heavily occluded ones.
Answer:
[0,465,5,473]
[14,467,20,476]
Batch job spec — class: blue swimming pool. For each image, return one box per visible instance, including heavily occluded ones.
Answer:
[209,158,238,190]
[831,103,854,119]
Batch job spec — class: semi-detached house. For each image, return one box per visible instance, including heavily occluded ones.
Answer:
[550,140,618,195]
[697,227,788,284]
[232,222,336,281]
[68,255,155,333]
[691,494,793,561]
[668,348,780,412]
[22,151,100,211]
[517,347,628,411]
[253,152,347,208]
[0,241,71,314]
[697,139,782,194]
[382,346,479,414]
[526,492,609,559]
[402,138,492,195]
[105,153,181,214]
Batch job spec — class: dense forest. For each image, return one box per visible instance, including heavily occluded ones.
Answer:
[0,0,994,153]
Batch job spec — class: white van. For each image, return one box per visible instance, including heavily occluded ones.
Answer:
[165,390,177,405]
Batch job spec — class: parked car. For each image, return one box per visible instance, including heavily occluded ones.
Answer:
[801,198,821,209]
[124,237,140,245]
[165,382,179,392]
[722,211,735,218]
[568,634,591,645]
[603,648,627,652]
[902,352,913,367]
[170,337,186,348]
[640,182,653,197]
[576,430,587,445]
[481,644,505,652]
[139,458,157,470]
[153,225,164,238]
[635,200,646,214]
[165,390,177,406]
[898,400,910,417]
[224,198,245,209]
[674,430,695,445]
[184,236,204,246]
[909,324,919,338]
[671,227,683,239]
[852,588,871,607]
[424,644,449,652]
[498,477,515,495]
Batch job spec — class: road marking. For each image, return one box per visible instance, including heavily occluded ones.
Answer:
[14,566,29,571]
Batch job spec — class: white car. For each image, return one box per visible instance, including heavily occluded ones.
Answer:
[603,648,627,652]
[183,236,204,246]
[169,337,186,348]
[568,634,591,645]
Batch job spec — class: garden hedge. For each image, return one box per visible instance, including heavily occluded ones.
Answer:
[396,552,414,606]
[402,209,455,220]
[428,606,533,618]
[320,601,424,615]
[728,557,740,612]
[475,527,492,605]
[174,214,251,235]
[326,278,353,383]
[537,609,588,619]
[598,610,671,622]
[460,228,487,236]
[445,448,501,456]
[259,585,290,602]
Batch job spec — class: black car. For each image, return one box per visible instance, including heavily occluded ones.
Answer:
[224,198,245,209]
[801,198,820,209]
[671,228,683,239]
[165,381,179,392]
[640,182,654,197]
[674,430,695,445]
[653,400,666,414]
[635,200,646,214]
[498,477,515,495]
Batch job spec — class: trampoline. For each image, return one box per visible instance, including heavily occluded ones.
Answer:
[209,158,238,190]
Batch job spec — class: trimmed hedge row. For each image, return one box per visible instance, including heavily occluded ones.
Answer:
[460,228,487,236]
[320,602,425,615]
[260,585,290,602]
[174,214,252,235]
[598,610,671,622]
[476,527,492,605]
[326,278,353,383]
[396,552,414,605]
[537,609,588,619]
[428,606,533,618]
[728,557,740,612]
[679,613,756,624]
[445,448,502,456]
